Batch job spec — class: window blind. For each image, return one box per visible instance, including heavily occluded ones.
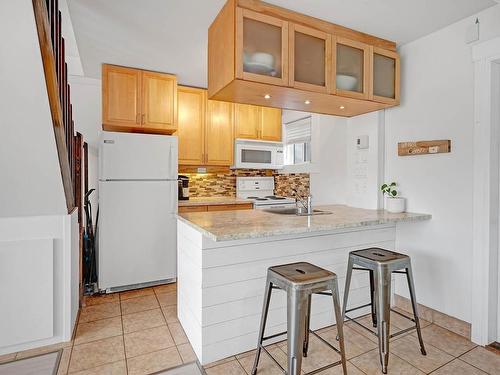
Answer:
[284,116,311,145]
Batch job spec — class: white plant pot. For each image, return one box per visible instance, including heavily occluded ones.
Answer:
[385,197,406,213]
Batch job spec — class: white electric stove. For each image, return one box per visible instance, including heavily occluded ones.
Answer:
[236,176,296,209]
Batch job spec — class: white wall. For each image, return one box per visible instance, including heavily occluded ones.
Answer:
[0,211,79,355]
[282,110,349,205]
[283,110,382,208]
[386,4,500,324]
[69,76,101,222]
[310,115,348,205]
[0,0,67,217]
[345,112,383,209]
[0,1,80,355]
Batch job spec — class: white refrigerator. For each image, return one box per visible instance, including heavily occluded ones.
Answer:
[98,131,178,292]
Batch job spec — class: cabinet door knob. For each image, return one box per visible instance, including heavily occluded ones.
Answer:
[142,114,145,124]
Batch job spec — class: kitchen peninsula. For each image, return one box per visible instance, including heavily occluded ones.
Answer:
[176,205,431,364]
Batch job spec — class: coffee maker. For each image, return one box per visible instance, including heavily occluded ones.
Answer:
[178,175,190,200]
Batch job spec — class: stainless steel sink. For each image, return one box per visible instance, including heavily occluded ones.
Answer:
[263,207,333,216]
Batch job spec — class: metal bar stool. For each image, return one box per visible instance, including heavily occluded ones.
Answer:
[341,248,426,374]
[251,262,347,375]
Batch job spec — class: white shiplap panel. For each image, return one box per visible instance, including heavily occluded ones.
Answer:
[202,226,395,268]
[202,287,372,345]
[202,240,395,288]
[202,286,370,329]
[200,261,385,308]
[178,223,203,329]
[178,221,203,266]
[178,298,202,361]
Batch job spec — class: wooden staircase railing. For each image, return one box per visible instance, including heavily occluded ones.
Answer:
[32,0,82,217]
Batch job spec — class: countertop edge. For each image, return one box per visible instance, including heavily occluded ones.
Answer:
[176,211,432,242]
[176,215,219,241]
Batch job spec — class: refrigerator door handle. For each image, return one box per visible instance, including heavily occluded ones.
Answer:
[169,144,177,178]
[171,184,178,214]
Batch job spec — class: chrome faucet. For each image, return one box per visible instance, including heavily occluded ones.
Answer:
[293,189,313,215]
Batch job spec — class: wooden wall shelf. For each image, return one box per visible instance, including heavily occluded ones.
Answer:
[398,140,451,156]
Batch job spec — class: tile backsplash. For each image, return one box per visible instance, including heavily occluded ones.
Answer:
[183,170,309,198]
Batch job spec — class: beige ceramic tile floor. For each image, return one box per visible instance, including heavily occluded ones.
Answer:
[4,283,499,375]
[2,283,195,375]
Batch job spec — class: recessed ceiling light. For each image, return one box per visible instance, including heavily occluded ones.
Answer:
[304,100,311,104]
[264,94,271,99]
[340,106,345,109]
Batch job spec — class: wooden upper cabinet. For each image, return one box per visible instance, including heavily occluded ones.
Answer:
[333,37,370,99]
[142,71,177,130]
[206,100,234,166]
[289,23,331,93]
[235,103,281,141]
[208,1,400,117]
[235,103,260,139]
[177,87,234,167]
[260,107,282,141]
[177,86,206,165]
[102,64,177,134]
[370,47,400,105]
[236,8,288,86]
[102,65,141,127]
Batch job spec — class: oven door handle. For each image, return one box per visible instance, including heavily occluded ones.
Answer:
[256,204,295,210]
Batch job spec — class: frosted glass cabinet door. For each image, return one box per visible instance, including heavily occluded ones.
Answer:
[334,37,370,99]
[236,8,288,86]
[371,47,400,104]
[289,23,331,93]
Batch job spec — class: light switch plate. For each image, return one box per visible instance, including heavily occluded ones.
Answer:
[356,135,369,149]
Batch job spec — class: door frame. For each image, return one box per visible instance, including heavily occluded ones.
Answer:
[471,36,500,345]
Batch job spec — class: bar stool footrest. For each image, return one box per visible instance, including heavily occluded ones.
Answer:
[261,330,342,356]
[257,329,343,375]
[344,312,420,339]
[257,342,343,375]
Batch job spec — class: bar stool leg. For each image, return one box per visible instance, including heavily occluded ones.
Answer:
[374,270,392,374]
[251,280,273,375]
[331,279,348,375]
[369,270,377,328]
[287,289,308,375]
[303,294,312,357]
[406,264,427,356]
[341,257,354,322]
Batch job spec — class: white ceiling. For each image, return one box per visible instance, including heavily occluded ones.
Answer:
[68,0,497,87]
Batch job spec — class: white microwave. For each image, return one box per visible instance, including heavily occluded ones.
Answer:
[233,139,284,170]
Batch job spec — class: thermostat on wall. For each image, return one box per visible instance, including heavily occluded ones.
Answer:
[356,135,369,149]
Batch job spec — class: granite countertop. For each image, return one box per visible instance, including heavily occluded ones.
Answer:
[178,196,251,207]
[177,204,431,241]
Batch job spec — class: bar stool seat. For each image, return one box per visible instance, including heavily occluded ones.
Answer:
[270,262,336,286]
[342,248,426,374]
[251,262,347,375]
[353,248,409,263]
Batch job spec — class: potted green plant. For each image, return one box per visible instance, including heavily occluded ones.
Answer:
[381,182,406,213]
